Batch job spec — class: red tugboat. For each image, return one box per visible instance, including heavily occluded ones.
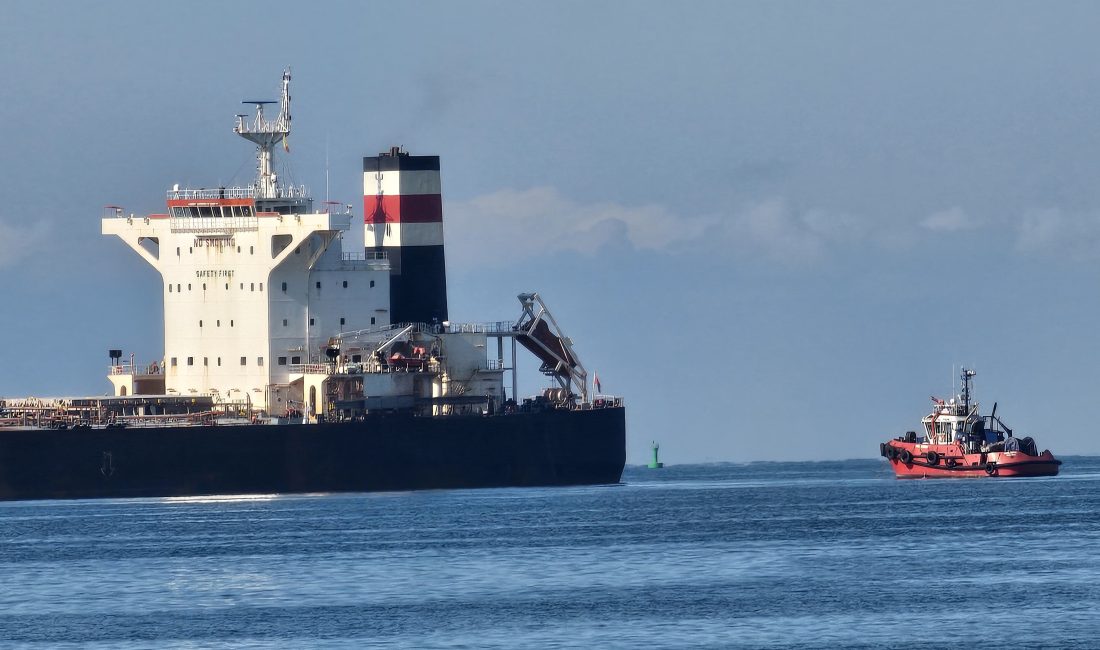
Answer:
[881,368,1061,478]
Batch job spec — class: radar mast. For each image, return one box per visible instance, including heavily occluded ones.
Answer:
[233,68,292,199]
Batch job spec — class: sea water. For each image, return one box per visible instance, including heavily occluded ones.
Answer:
[2,458,1099,649]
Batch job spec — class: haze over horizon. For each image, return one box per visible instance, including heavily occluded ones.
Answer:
[3,1,1100,463]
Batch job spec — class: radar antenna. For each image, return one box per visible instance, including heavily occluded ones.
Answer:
[233,68,292,199]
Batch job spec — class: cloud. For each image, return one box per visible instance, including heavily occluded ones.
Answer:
[0,218,50,268]
[921,206,980,232]
[444,188,969,269]
[444,187,717,268]
[1017,207,1100,259]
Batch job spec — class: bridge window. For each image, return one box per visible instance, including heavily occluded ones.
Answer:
[278,356,287,366]
[291,356,301,364]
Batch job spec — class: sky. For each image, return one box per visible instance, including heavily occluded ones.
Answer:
[2,1,1100,463]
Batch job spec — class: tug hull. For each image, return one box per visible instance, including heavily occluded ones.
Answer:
[882,441,1061,479]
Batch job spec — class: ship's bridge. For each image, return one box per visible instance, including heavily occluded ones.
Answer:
[166,185,315,222]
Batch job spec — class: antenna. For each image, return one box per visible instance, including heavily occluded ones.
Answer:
[233,68,292,199]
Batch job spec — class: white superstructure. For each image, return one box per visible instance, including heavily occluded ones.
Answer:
[100,70,601,422]
[102,69,391,413]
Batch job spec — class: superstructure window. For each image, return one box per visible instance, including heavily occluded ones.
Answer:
[251,283,255,292]
[291,356,301,364]
[217,357,221,366]
[230,320,234,327]
[187,357,193,366]
[169,285,173,293]
[257,357,264,366]
[202,283,206,291]
[250,246,254,255]
[204,357,208,366]
[199,320,202,328]
[343,280,348,288]
[282,319,288,327]
[309,318,315,326]
[371,317,376,325]
[340,317,345,326]
[259,283,264,291]
[188,284,191,291]
[240,357,247,366]
[281,282,287,292]
[278,356,287,366]
[316,281,321,289]
[370,280,375,288]
[171,357,177,367]
[217,320,220,327]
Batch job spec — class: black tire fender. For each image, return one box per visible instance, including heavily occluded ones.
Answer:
[985,462,997,476]
[926,451,939,465]
[899,449,912,464]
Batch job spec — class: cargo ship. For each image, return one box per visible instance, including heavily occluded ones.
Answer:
[880,368,1060,478]
[0,70,626,501]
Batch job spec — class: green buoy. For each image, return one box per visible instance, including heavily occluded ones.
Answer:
[648,441,664,469]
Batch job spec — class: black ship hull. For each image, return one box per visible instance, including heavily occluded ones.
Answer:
[0,407,625,501]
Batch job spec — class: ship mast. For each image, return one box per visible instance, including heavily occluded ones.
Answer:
[234,68,292,198]
[961,367,976,412]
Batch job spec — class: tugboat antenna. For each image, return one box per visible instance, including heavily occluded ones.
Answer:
[960,367,976,411]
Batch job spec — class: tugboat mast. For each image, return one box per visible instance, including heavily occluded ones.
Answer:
[960,368,976,412]
[234,68,292,199]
